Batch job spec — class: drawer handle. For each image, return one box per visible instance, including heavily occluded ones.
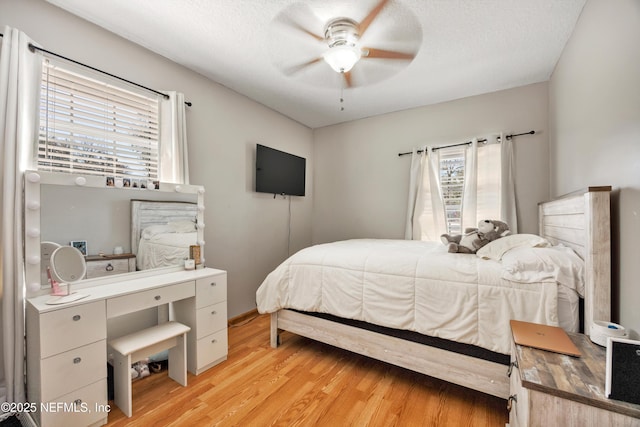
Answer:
[210,282,216,287]
[72,314,81,321]
[507,394,517,413]
[211,339,217,344]
[73,357,82,364]
[105,263,114,272]
[74,399,82,406]
[155,295,161,301]
[211,310,217,315]
[507,360,518,377]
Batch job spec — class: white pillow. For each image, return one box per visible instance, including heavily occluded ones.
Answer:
[168,220,196,233]
[141,224,173,239]
[500,245,585,296]
[476,234,549,260]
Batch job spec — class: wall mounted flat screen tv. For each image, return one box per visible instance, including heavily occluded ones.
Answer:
[255,144,306,196]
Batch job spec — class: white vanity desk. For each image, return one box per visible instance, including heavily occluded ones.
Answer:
[26,267,228,427]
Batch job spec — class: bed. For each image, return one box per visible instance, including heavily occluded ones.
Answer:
[256,187,611,399]
[130,200,198,270]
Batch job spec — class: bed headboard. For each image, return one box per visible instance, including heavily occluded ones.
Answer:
[538,186,612,335]
[130,200,198,256]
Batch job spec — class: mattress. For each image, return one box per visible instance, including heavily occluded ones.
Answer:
[256,239,582,355]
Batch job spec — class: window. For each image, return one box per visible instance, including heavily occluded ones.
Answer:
[37,60,159,179]
[408,136,516,241]
[439,147,465,235]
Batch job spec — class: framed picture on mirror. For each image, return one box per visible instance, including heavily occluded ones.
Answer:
[70,240,87,256]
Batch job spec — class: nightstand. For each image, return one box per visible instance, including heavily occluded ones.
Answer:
[84,253,136,279]
[508,328,640,426]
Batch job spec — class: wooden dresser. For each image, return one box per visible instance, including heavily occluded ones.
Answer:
[508,329,640,426]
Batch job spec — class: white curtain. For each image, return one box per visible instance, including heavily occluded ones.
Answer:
[461,133,518,232]
[0,26,42,405]
[500,133,518,232]
[159,91,190,184]
[406,132,518,241]
[461,139,478,230]
[405,146,446,241]
[404,146,426,239]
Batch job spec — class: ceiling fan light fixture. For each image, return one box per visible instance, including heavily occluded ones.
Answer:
[323,44,362,73]
[322,17,362,73]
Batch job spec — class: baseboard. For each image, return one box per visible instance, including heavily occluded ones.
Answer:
[228,308,259,327]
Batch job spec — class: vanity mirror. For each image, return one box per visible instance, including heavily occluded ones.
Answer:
[24,170,205,298]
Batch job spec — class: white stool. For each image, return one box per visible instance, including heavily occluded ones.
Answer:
[108,321,191,417]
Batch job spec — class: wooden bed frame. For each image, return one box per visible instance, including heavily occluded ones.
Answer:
[269,187,612,399]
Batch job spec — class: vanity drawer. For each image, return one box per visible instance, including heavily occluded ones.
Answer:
[40,340,106,402]
[85,258,132,279]
[107,281,195,318]
[196,301,227,339]
[195,274,227,309]
[39,378,108,427]
[196,329,228,368]
[40,301,106,358]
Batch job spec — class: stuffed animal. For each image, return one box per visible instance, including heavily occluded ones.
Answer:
[440,220,510,254]
[480,219,510,242]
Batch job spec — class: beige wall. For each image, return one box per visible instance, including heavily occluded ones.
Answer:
[549,0,640,337]
[312,83,550,243]
[0,0,314,318]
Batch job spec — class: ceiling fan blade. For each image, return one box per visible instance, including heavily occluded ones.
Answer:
[288,21,324,42]
[362,47,415,60]
[342,71,353,88]
[359,0,391,37]
[284,57,323,75]
[274,2,325,43]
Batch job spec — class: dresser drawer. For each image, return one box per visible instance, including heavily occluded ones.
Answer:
[197,329,228,367]
[196,301,227,339]
[195,274,227,308]
[85,258,132,279]
[107,281,195,318]
[40,340,106,402]
[40,301,106,358]
[39,379,108,427]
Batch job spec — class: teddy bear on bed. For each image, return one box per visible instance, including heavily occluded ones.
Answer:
[440,220,510,254]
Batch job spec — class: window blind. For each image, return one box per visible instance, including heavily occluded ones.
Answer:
[38,60,159,179]
[439,147,465,234]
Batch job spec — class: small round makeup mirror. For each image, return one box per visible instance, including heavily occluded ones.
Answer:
[47,246,89,305]
[41,241,61,286]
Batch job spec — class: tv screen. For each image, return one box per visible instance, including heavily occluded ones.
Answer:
[255,144,306,196]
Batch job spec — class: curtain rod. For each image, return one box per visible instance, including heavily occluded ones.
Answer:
[397,130,535,157]
[28,44,193,107]
[1,32,191,106]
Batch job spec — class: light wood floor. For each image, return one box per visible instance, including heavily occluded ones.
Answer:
[104,314,508,426]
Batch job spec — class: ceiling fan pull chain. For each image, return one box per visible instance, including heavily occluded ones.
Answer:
[340,81,345,111]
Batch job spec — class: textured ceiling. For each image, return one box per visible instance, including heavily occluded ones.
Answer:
[45,0,586,129]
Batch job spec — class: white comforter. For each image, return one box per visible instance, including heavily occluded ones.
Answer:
[137,232,197,270]
[256,239,561,355]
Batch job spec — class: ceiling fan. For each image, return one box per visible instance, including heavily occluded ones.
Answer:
[273,0,421,88]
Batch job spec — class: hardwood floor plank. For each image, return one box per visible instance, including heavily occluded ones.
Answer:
[104,314,508,426]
